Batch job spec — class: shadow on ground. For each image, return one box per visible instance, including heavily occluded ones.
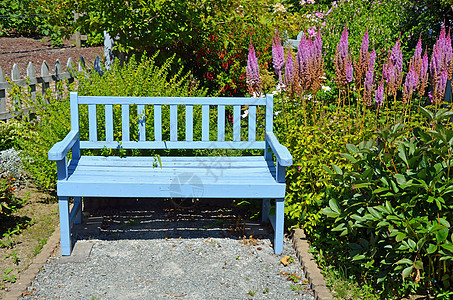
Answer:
[74,198,272,243]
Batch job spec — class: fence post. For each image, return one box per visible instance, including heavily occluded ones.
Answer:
[11,64,20,111]
[41,61,50,101]
[27,62,37,100]
[55,59,62,99]
[0,67,6,118]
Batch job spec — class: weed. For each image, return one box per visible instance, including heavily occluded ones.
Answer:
[248,289,255,296]
[262,287,269,294]
[34,238,47,256]
[2,269,16,283]
[5,251,20,265]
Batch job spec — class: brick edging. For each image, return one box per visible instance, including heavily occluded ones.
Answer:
[292,227,334,300]
[4,226,61,300]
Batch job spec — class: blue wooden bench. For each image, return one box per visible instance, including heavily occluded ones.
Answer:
[48,92,293,255]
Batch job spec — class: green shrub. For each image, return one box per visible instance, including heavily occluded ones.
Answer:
[321,108,453,297]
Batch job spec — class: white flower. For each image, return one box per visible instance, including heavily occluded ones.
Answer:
[242,109,249,118]
[321,85,332,92]
[273,3,287,14]
[274,111,281,116]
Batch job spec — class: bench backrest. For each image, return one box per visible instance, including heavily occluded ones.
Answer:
[69,92,274,150]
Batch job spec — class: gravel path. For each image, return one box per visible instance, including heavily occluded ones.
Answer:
[20,199,315,300]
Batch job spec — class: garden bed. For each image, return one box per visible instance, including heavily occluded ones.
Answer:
[0,183,59,298]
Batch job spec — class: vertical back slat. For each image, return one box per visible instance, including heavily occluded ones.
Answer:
[122,105,130,142]
[265,94,273,133]
[202,105,209,141]
[248,105,256,141]
[185,105,193,141]
[170,104,177,142]
[217,105,225,142]
[233,105,241,141]
[88,104,97,141]
[137,104,146,141]
[105,104,114,142]
[70,92,79,131]
[154,105,162,141]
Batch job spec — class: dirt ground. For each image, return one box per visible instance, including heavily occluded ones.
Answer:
[0,36,103,76]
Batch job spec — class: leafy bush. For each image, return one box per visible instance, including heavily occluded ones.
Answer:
[0,120,27,151]
[321,108,453,297]
[0,0,72,46]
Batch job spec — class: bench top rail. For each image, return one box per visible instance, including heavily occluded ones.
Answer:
[70,92,274,150]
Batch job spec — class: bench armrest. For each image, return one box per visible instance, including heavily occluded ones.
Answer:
[48,130,80,161]
[265,132,293,167]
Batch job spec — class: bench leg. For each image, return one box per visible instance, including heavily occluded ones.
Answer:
[262,198,271,223]
[59,197,72,256]
[73,197,82,225]
[274,198,285,255]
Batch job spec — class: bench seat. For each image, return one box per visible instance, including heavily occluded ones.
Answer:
[60,156,286,199]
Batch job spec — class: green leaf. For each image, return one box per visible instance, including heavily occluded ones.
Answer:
[346,143,359,154]
[394,174,407,186]
[440,243,453,253]
[418,106,434,121]
[332,165,343,175]
[437,227,449,243]
[352,254,366,261]
[340,153,357,163]
[395,258,412,265]
[367,207,382,219]
[396,232,406,242]
[427,244,437,254]
[329,199,341,214]
[414,260,423,270]
[402,266,413,279]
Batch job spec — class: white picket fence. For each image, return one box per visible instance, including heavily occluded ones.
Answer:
[0,57,86,121]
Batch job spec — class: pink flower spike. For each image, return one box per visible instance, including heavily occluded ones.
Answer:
[375,82,384,106]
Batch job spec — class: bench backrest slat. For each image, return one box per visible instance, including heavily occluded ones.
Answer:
[217,105,225,142]
[88,104,97,141]
[137,104,146,141]
[233,105,241,142]
[170,104,178,141]
[121,104,130,141]
[202,105,209,141]
[248,105,256,142]
[105,105,114,142]
[185,105,193,142]
[72,92,274,150]
[154,104,162,141]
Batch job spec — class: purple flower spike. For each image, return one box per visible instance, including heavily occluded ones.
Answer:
[390,39,403,88]
[346,63,353,83]
[364,67,374,106]
[375,82,384,107]
[246,41,261,96]
[435,69,448,103]
[272,28,285,86]
[335,25,350,87]
[403,65,418,104]
[284,47,294,89]
[368,47,376,71]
